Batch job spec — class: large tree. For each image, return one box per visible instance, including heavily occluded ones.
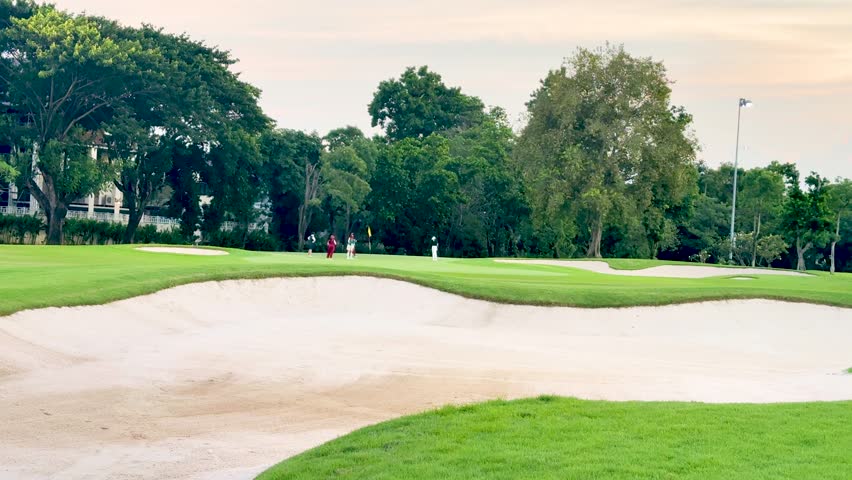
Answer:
[516,45,697,258]
[738,167,785,266]
[780,168,832,271]
[367,135,460,255]
[261,129,323,250]
[320,145,371,240]
[445,107,528,257]
[369,66,485,141]
[826,179,852,274]
[104,25,268,243]
[0,5,162,243]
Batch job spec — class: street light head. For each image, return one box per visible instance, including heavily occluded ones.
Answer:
[739,98,753,108]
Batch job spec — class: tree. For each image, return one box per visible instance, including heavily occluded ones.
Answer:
[826,179,852,274]
[445,107,528,257]
[201,129,266,246]
[739,168,784,266]
[367,135,460,255]
[681,194,729,263]
[516,44,697,258]
[261,129,322,249]
[324,125,378,175]
[780,169,832,271]
[103,25,268,243]
[299,157,322,251]
[369,66,485,141]
[321,145,371,240]
[755,234,787,267]
[0,5,162,243]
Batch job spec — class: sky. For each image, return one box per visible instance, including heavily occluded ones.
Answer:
[53,0,852,180]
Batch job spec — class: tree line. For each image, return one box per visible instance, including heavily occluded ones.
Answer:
[1,2,849,271]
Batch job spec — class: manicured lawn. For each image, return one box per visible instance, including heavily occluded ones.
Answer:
[256,396,852,480]
[1,244,851,315]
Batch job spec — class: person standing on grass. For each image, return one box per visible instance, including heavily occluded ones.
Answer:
[346,233,357,260]
[326,234,337,259]
[431,236,439,261]
[307,233,316,257]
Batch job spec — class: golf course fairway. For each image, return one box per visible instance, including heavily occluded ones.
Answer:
[0,245,850,479]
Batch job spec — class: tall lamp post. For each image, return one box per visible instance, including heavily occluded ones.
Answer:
[729,97,753,262]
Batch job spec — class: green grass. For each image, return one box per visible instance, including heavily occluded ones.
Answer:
[1,244,851,315]
[846,367,852,374]
[256,396,852,480]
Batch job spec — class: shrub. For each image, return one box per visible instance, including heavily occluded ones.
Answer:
[0,214,44,244]
[205,229,244,249]
[245,230,279,251]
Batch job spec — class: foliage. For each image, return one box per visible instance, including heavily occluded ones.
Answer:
[0,5,162,243]
[369,66,485,141]
[0,213,42,243]
[754,234,788,267]
[780,168,832,270]
[516,44,697,258]
[0,213,184,245]
[204,228,279,251]
[62,218,123,245]
[825,179,852,273]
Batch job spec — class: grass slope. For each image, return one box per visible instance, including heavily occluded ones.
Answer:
[257,396,852,480]
[1,245,851,316]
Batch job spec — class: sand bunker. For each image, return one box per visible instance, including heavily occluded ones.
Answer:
[136,246,228,256]
[1,277,849,479]
[497,259,807,278]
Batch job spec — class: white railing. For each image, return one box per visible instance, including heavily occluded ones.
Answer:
[3,206,259,232]
[0,206,32,216]
[221,220,267,232]
[3,206,180,230]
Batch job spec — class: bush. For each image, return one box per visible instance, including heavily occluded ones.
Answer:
[154,228,185,245]
[0,213,44,244]
[205,229,244,249]
[63,218,125,245]
[206,228,279,251]
[134,225,160,244]
[245,230,279,251]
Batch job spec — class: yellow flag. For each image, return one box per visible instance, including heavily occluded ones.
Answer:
[367,226,372,237]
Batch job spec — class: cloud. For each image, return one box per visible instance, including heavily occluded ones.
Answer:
[51,0,852,179]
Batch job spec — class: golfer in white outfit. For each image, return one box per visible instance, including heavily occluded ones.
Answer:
[431,236,439,261]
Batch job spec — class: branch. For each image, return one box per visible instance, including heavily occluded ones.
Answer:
[59,98,115,140]
[26,176,48,212]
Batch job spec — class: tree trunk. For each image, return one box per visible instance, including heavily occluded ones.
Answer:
[345,205,352,238]
[751,212,761,268]
[298,162,321,251]
[28,173,68,245]
[122,187,151,245]
[123,207,144,244]
[297,204,308,251]
[45,203,67,245]
[795,236,812,271]
[586,213,603,258]
[830,212,841,274]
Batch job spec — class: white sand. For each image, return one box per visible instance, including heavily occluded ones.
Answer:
[496,259,808,278]
[0,277,849,480]
[136,247,229,256]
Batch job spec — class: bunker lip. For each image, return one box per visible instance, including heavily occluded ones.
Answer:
[496,259,809,279]
[135,246,229,256]
[1,277,849,480]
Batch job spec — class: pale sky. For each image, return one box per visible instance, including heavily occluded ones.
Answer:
[53,0,852,179]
